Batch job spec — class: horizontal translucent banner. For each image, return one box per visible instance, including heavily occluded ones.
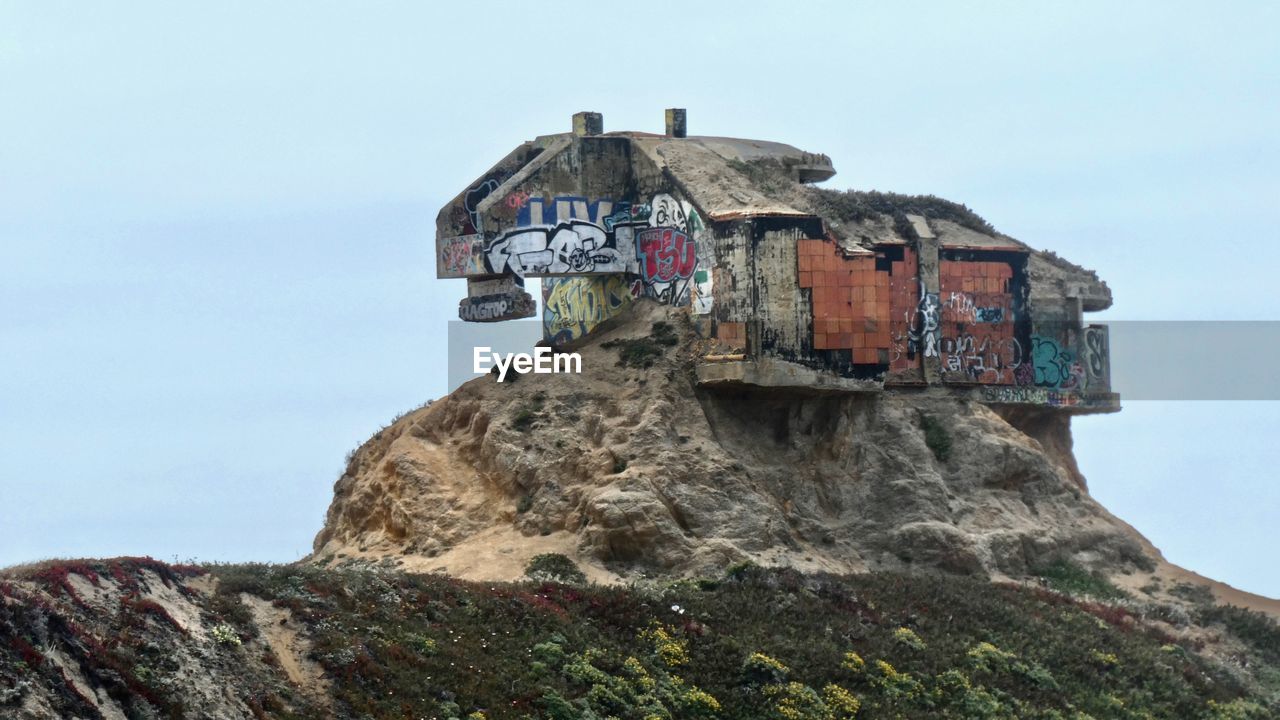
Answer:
[1093,321,1280,401]
[447,320,1280,401]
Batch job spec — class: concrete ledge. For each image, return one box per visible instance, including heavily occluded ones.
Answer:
[696,358,882,393]
[973,386,1121,414]
[696,357,1122,413]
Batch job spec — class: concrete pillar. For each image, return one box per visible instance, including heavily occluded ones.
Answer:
[905,214,942,384]
[665,108,687,138]
[572,111,603,137]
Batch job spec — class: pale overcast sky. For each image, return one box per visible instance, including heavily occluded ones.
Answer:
[2,2,1277,596]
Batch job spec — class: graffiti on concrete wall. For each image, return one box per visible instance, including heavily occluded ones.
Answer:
[503,189,531,210]
[943,292,1008,324]
[486,220,629,276]
[983,386,1072,407]
[908,282,941,359]
[458,278,536,322]
[800,249,1041,385]
[687,203,712,314]
[479,193,703,308]
[650,193,687,230]
[984,386,1067,406]
[937,260,1020,384]
[643,193,710,312]
[604,201,650,230]
[439,234,484,278]
[635,193,704,307]
[637,227,697,305]
[463,178,501,233]
[459,294,534,321]
[450,191,708,324]
[515,196,616,228]
[976,307,1005,323]
[542,274,642,343]
[982,385,1113,409]
[1029,335,1085,389]
[1083,325,1110,389]
[941,333,1023,383]
[486,196,629,276]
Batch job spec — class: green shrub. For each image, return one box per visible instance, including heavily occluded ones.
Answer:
[524,553,586,584]
[1200,604,1280,666]
[535,690,578,720]
[602,322,680,368]
[532,638,568,666]
[1171,581,1216,606]
[210,624,241,646]
[742,652,790,685]
[13,558,1272,719]
[919,414,952,461]
[892,627,926,651]
[725,560,756,580]
[1033,559,1129,600]
[641,623,690,668]
[809,184,998,235]
[510,393,546,432]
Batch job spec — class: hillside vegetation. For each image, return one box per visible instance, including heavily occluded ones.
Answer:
[2,557,1278,719]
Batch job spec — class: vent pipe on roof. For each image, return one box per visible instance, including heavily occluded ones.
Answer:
[572,111,603,136]
[665,108,687,138]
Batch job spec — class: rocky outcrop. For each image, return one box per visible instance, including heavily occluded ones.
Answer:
[312,302,1151,584]
[0,558,329,719]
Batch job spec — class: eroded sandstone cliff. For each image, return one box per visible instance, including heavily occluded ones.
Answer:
[311,302,1154,587]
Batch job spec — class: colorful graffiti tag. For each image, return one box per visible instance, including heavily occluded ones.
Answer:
[637,227,697,304]
[458,277,536,322]
[479,192,703,304]
[542,274,642,343]
[486,220,628,276]
[1029,335,1085,389]
[450,191,708,328]
[439,234,484,278]
[981,385,1114,409]
[1083,325,1109,388]
[485,197,629,277]
[515,196,615,228]
[942,291,1008,324]
[983,386,1074,407]
[941,334,1023,383]
[937,260,1021,384]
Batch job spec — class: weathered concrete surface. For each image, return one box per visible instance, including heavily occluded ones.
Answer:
[696,357,881,393]
[434,116,1117,415]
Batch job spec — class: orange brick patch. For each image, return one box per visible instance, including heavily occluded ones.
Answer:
[888,247,920,372]
[798,240,892,363]
[715,321,746,346]
[938,259,1018,384]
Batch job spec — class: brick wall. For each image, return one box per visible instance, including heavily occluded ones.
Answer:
[797,239,891,365]
[796,241,1026,385]
[938,260,1019,385]
[888,247,921,375]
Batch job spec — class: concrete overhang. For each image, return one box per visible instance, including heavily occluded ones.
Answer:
[696,357,882,393]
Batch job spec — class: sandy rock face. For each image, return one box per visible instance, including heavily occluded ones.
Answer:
[312,303,1152,583]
